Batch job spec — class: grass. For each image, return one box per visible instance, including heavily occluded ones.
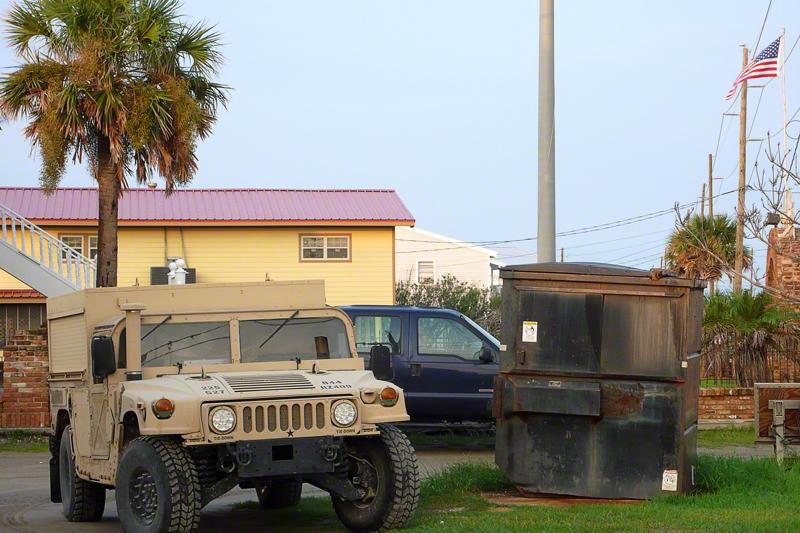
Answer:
[697,426,756,448]
[407,430,495,451]
[256,456,800,532]
[0,430,49,452]
[701,378,738,388]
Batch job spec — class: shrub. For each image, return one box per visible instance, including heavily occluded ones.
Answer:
[395,275,501,337]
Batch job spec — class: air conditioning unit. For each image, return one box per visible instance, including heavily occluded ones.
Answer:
[150,267,197,285]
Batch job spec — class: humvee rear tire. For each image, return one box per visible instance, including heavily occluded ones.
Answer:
[59,426,106,522]
[256,479,303,509]
[332,424,419,532]
[115,437,201,533]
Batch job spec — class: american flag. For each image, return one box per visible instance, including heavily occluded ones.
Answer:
[724,36,782,100]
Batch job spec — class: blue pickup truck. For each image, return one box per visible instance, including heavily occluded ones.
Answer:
[341,306,500,423]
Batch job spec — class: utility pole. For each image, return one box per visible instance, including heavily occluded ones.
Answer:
[707,153,714,220]
[700,183,706,219]
[734,47,748,293]
[560,247,564,262]
[537,0,556,262]
[708,153,715,296]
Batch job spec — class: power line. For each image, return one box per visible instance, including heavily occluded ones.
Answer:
[752,0,774,57]
[606,243,668,264]
[398,189,738,255]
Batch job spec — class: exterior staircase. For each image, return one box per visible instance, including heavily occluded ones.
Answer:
[0,203,95,297]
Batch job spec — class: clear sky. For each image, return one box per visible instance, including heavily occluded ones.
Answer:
[0,0,796,276]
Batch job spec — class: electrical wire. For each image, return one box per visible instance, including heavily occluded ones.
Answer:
[752,0,774,57]
[397,189,739,255]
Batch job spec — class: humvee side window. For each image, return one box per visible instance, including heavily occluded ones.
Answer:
[141,321,231,367]
[239,317,350,363]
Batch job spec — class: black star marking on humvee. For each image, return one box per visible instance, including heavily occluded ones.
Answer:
[287,429,294,437]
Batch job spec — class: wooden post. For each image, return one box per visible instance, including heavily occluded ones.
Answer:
[708,153,715,296]
[734,47,748,293]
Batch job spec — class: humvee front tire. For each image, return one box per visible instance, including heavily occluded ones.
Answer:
[115,437,201,533]
[256,479,303,509]
[332,424,420,532]
[59,426,106,522]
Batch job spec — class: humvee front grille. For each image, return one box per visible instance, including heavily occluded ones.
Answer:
[221,373,314,393]
[241,399,329,437]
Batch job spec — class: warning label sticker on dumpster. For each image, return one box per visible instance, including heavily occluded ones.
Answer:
[662,470,678,491]
[522,321,538,343]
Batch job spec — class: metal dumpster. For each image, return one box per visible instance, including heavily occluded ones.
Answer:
[494,262,703,499]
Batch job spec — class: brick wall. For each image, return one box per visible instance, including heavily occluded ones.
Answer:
[766,227,800,301]
[699,387,754,422]
[0,330,50,429]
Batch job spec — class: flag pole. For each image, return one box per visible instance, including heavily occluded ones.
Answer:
[780,28,793,228]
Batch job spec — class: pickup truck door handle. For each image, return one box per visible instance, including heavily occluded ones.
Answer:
[409,363,422,377]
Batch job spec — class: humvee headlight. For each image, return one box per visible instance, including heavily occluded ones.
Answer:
[379,387,399,407]
[332,400,358,427]
[210,406,236,434]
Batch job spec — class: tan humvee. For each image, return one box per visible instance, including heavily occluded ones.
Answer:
[47,280,419,533]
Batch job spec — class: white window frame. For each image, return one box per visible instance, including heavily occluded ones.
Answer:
[88,235,99,261]
[59,234,85,260]
[300,234,351,261]
[417,260,436,284]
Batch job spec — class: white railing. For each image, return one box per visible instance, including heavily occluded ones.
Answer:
[0,203,95,290]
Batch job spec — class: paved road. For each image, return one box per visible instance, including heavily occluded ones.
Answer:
[0,450,492,533]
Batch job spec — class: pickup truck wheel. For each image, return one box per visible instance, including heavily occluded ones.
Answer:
[115,437,201,533]
[255,479,303,509]
[332,424,420,532]
[59,426,106,522]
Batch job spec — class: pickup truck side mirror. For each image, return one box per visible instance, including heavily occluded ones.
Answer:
[91,335,117,379]
[478,346,494,364]
[370,345,393,381]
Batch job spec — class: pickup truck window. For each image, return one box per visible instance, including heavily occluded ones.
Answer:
[240,317,350,362]
[417,317,484,360]
[141,321,231,367]
[354,316,402,355]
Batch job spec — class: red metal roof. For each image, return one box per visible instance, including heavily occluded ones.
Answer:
[0,289,45,300]
[0,187,415,225]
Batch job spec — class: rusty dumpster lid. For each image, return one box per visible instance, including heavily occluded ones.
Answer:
[500,262,651,277]
[500,262,703,288]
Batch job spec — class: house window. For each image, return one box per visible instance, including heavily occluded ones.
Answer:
[88,236,98,261]
[60,235,84,260]
[417,261,435,284]
[300,235,351,261]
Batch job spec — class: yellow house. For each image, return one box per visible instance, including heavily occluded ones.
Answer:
[0,187,414,342]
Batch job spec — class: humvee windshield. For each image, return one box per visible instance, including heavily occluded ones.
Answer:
[138,316,351,367]
[240,317,350,362]
[141,321,231,367]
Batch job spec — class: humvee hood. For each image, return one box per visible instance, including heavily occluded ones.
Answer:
[130,370,390,402]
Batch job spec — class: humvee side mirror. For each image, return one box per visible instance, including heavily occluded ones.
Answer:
[370,345,393,381]
[91,335,117,379]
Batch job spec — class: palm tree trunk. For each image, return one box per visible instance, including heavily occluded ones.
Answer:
[95,136,120,287]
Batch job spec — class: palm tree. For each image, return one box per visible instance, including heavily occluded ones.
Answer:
[702,290,800,386]
[0,0,227,286]
[666,214,751,294]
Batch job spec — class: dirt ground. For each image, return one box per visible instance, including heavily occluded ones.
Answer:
[0,449,492,533]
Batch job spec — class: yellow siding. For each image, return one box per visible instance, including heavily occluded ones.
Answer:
[0,269,30,289]
[0,225,395,305]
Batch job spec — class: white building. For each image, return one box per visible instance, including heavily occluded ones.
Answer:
[395,226,503,287]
